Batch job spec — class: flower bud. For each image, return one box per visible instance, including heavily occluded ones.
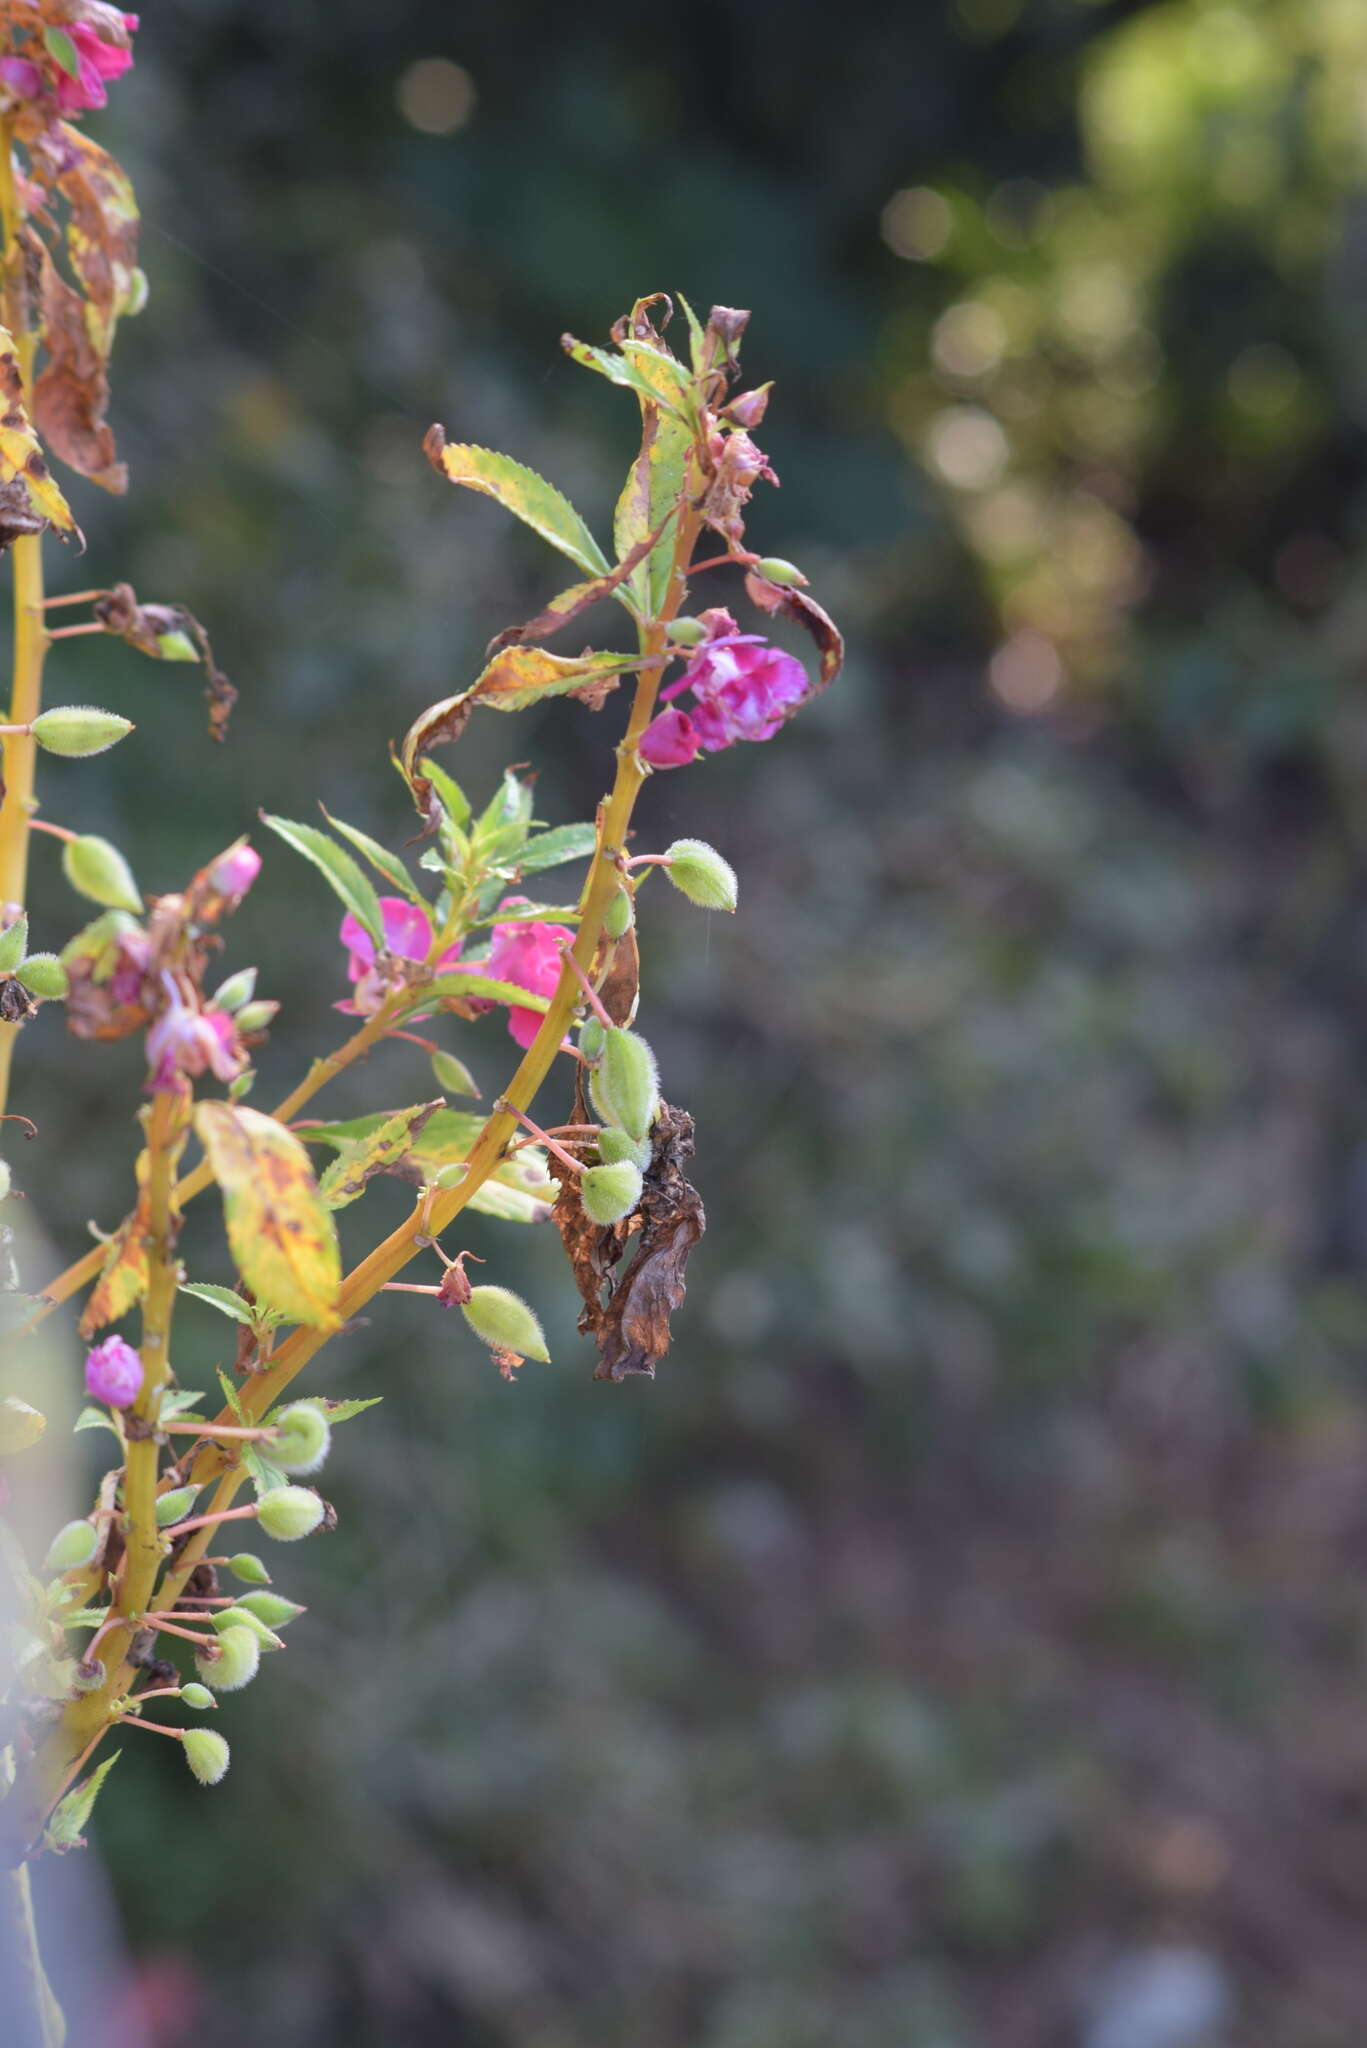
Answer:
[155,1485,200,1528]
[267,1401,331,1476]
[43,1520,98,1573]
[209,843,261,900]
[431,1048,479,1098]
[665,616,708,645]
[580,1159,643,1225]
[589,1027,659,1143]
[182,1727,230,1786]
[235,1590,305,1629]
[753,556,807,587]
[179,1682,216,1710]
[461,1285,550,1364]
[603,888,633,940]
[232,999,280,1034]
[0,912,26,974]
[30,706,135,757]
[725,383,772,428]
[210,1605,284,1650]
[597,1126,651,1171]
[226,1552,271,1586]
[16,953,69,999]
[84,1335,142,1408]
[156,630,198,663]
[578,1017,606,1064]
[195,1623,259,1692]
[62,834,143,914]
[210,967,257,1012]
[664,838,738,913]
[256,1486,327,1542]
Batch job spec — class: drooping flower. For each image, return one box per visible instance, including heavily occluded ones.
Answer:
[145,977,247,1090]
[484,898,574,1048]
[0,13,138,116]
[638,610,808,769]
[337,897,460,1016]
[85,1333,143,1408]
[702,427,779,543]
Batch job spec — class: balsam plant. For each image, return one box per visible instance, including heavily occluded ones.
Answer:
[0,10,841,2036]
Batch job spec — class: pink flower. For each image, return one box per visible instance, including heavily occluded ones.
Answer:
[145,979,247,1090]
[484,898,574,1048]
[209,842,261,903]
[0,14,138,114]
[0,57,42,100]
[86,1334,143,1408]
[641,610,808,767]
[337,897,461,1017]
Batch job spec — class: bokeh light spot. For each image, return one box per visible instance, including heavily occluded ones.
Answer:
[880,186,953,262]
[925,407,1009,491]
[397,58,476,136]
[989,630,1064,713]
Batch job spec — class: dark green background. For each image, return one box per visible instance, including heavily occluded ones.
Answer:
[12,1,1367,2042]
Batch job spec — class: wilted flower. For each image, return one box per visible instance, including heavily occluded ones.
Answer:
[702,427,779,543]
[145,978,247,1090]
[484,899,574,1048]
[337,897,460,1016]
[638,610,808,769]
[0,14,138,116]
[85,1334,142,1408]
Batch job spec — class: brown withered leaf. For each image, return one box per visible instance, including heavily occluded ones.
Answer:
[594,925,639,1027]
[79,1192,151,1337]
[0,977,36,1025]
[553,1101,706,1381]
[743,571,844,694]
[28,122,139,358]
[29,234,123,491]
[485,514,672,654]
[0,477,46,554]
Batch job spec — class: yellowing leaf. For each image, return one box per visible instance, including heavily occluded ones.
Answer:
[423,430,609,578]
[302,1108,556,1224]
[0,324,78,538]
[79,1193,150,1337]
[0,1397,47,1456]
[194,1102,342,1329]
[317,1100,443,1209]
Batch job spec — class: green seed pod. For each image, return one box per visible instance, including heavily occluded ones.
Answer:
[589,1027,659,1143]
[62,834,143,915]
[30,706,135,758]
[0,1159,10,1204]
[256,1486,327,1542]
[43,1520,98,1573]
[155,629,198,663]
[155,1486,200,1528]
[210,967,257,1012]
[210,1605,284,1651]
[226,1552,271,1586]
[578,1016,606,1065]
[753,556,808,587]
[603,887,633,940]
[0,912,27,973]
[461,1285,550,1364]
[665,615,708,644]
[182,1728,231,1786]
[268,1400,331,1476]
[235,1590,306,1629]
[195,1623,259,1693]
[16,953,69,1000]
[597,1126,652,1172]
[664,839,738,913]
[580,1160,644,1225]
[431,1048,480,1099]
[179,1682,216,1710]
[233,999,280,1034]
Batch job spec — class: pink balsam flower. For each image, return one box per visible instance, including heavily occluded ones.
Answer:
[484,898,574,1048]
[145,979,247,1090]
[85,1333,143,1408]
[337,897,461,1016]
[638,610,808,768]
[0,13,138,114]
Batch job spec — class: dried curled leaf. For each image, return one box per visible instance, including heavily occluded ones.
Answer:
[29,231,123,491]
[0,322,78,546]
[743,571,844,694]
[78,1191,150,1337]
[92,584,237,739]
[194,1103,342,1330]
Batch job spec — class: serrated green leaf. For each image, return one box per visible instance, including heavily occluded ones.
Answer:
[467,899,579,926]
[419,758,470,831]
[423,431,610,577]
[400,973,552,1019]
[60,1608,110,1630]
[301,1108,556,1223]
[242,1445,290,1496]
[260,814,383,947]
[217,1367,247,1423]
[74,1405,121,1439]
[318,1396,383,1423]
[318,806,424,904]
[46,1750,121,1852]
[518,823,599,874]
[677,292,707,375]
[179,1282,257,1325]
[160,1388,207,1418]
[0,912,27,973]
[318,1101,442,1210]
[561,334,692,417]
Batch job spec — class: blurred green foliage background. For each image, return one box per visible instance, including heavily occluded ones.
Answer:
[12,0,1367,2041]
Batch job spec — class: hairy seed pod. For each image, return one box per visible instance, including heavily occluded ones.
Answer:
[210,1606,284,1651]
[235,1590,306,1629]
[225,1552,271,1585]
[210,967,257,1013]
[43,1520,99,1573]
[597,1126,652,1171]
[179,1683,216,1710]
[580,1160,644,1225]
[578,1016,606,1064]
[182,1728,230,1786]
[31,706,135,757]
[461,1285,550,1364]
[16,953,69,999]
[665,616,707,644]
[155,1486,200,1528]
[62,834,143,914]
[603,888,633,940]
[664,839,738,913]
[256,1486,327,1543]
[589,1027,659,1143]
[0,913,26,974]
[195,1624,259,1693]
[268,1401,332,1476]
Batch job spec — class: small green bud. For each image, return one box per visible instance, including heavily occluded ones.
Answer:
[0,1159,10,1204]
[235,1590,305,1629]
[256,1485,327,1542]
[210,1605,284,1650]
[195,1623,259,1692]
[753,556,807,587]
[155,1486,200,1528]
[225,1552,272,1586]
[182,1727,230,1786]
[43,1520,98,1573]
[16,953,69,1000]
[155,629,198,663]
[233,999,280,1034]
[580,1159,643,1225]
[589,1027,660,1143]
[431,1048,480,1098]
[664,839,738,913]
[31,706,135,758]
[665,616,708,644]
[578,1016,606,1064]
[210,967,257,1012]
[179,1682,216,1710]
[597,1126,652,1171]
[63,835,143,914]
[603,888,633,940]
[268,1400,331,1476]
[461,1284,550,1364]
[0,912,27,973]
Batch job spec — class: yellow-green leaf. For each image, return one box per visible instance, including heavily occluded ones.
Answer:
[302,1108,556,1223]
[423,429,609,578]
[194,1103,342,1329]
[79,1194,150,1338]
[0,324,78,538]
[317,1100,443,1210]
[0,1398,47,1456]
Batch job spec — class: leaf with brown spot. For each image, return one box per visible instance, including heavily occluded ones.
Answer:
[194,1103,342,1330]
[0,323,78,542]
[30,122,140,359]
[300,1107,557,1224]
[28,231,123,491]
[743,572,844,695]
[316,1100,443,1210]
[485,513,673,650]
[78,1193,150,1337]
